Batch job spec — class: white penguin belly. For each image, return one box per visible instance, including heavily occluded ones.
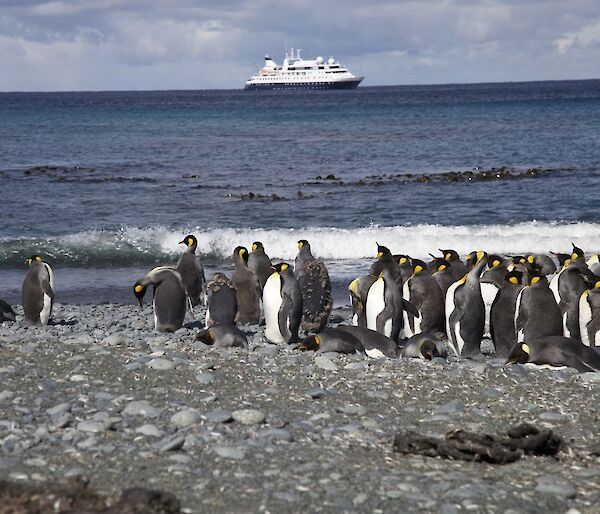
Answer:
[444,280,462,356]
[366,279,385,333]
[263,274,284,344]
[515,289,524,343]
[402,279,414,338]
[205,305,211,328]
[384,318,392,338]
[365,348,386,359]
[579,294,592,346]
[40,263,54,326]
[352,313,358,326]
[549,272,561,305]
[563,312,571,338]
[153,297,158,330]
[480,282,498,339]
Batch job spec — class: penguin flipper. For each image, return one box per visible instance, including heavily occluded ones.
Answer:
[42,279,55,299]
[375,305,395,335]
[447,307,464,356]
[516,307,528,333]
[278,295,293,342]
[402,299,419,318]
[558,300,570,315]
[585,316,600,347]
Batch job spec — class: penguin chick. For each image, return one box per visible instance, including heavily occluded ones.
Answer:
[231,246,261,324]
[400,332,448,360]
[205,272,237,327]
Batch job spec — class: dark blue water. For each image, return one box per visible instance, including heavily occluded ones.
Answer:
[1,81,600,303]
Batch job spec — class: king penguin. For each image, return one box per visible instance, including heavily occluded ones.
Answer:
[231,246,261,324]
[445,251,487,357]
[525,254,557,276]
[176,234,205,308]
[195,325,248,349]
[490,270,524,358]
[248,241,273,292]
[431,257,456,298]
[439,249,468,280]
[587,254,600,275]
[400,332,448,360]
[348,275,377,327]
[0,299,16,323]
[549,260,588,339]
[579,278,600,346]
[22,255,55,326]
[134,266,187,332]
[514,269,562,343]
[402,259,445,338]
[394,255,414,284]
[480,255,509,339]
[294,240,333,333]
[263,263,303,344]
[297,329,363,354]
[370,244,401,283]
[336,325,399,358]
[205,272,237,327]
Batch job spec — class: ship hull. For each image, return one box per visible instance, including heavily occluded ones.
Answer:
[244,78,363,91]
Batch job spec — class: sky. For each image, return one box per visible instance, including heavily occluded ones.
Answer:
[0,0,599,91]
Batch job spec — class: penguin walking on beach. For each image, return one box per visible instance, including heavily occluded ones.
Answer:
[134,267,187,332]
[445,251,487,357]
[480,255,509,339]
[579,278,600,346]
[549,261,588,339]
[490,270,525,358]
[402,259,445,338]
[348,275,377,327]
[205,272,237,327]
[22,255,55,326]
[263,263,303,344]
[248,241,273,292]
[176,234,205,308]
[0,299,16,323]
[231,246,261,324]
[294,240,332,333]
[514,269,562,343]
[370,244,401,283]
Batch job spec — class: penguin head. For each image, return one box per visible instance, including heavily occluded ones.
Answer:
[439,249,459,262]
[297,239,310,251]
[133,282,147,308]
[419,339,437,360]
[25,255,43,266]
[527,269,544,286]
[465,251,478,267]
[195,328,214,345]
[234,246,249,264]
[396,254,411,266]
[583,275,600,290]
[429,255,450,272]
[488,255,504,269]
[551,252,571,267]
[271,262,290,275]
[179,235,197,252]
[376,243,392,260]
[506,342,530,365]
[571,243,584,261]
[251,241,263,252]
[526,254,536,265]
[296,334,320,351]
[509,255,527,265]
[411,259,428,276]
[505,270,524,285]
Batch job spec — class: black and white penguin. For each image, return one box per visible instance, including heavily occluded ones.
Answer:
[22,255,54,326]
[0,299,16,323]
[439,249,468,280]
[480,255,509,339]
[586,254,600,275]
[490,270,525,358]
[248,241,273,291]
[525,254,557,276]
[176,234,205,308]
[506,336,600,373]
[551,252,571,269]
[365,268,406,341]
[394,254,414,284]
[195,325,248,349]
[370,244,401,283]
[294,240,333,333]
[400,332,447,360]
[431,257,456,298]
[263,262,303,344]
[579,278,600,347]
[349,275,377,327]
[570,243,585,263]
[445,251,487,357]
[514,270,562,343]
[549,261,588,339]
[231,246,261,324]
[205,272,237,327]
[336,325,399,358]
[134,267,187,332]
[402,259,445,338]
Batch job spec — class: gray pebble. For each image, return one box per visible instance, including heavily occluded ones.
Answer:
[156,434,186,452]
[195,372,215,385]
[122,400,161,418]
[232,409,265,425]
[214,446,246,460]
[206,408,233,423]
[171,409,202,428]
[135,424,164,437]
[315,355,338,371]
[146,358,175,371]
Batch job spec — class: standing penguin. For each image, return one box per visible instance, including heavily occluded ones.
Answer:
[248,241,273,291]
[176,234,205,308]
[570,243,585,263]
[525,254,557,276]
[490,270,524,358]
[22,255,55,326]
[549,261,588,339]
[294,240,332,333]
[263,263,303,344]
[365,269,411,341]
[587,255,600,275]
[445,251,487,357]
[514,270,562,343]
[231,246,261,324]
[579,278,600,346]
[431,257,456,298]
[480,255,509,339]
[402,259,445,338]
[394,255,413,284]
[133,267,187,332]
[370,244,401,283]
[349,275,377,327]
[439,249,468,280]
[205,272,237,327]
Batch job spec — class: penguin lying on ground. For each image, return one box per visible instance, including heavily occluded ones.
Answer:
[263,263,303,344]
[134,267,186,332]
[0,299,16,323]
[400,332,448,360]
[506,336,600,373]
[195,325,248,349]
[177,234,205,309]
[248,241,273,292]
[335,325,399,358]
[297,328,363,354]
[295,240,333,333]
[22,255,55,326]
[205,272,237,327]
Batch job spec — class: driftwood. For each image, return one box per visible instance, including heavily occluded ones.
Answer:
[393,423,563,465]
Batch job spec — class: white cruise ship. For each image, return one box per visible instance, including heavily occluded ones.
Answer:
[245,48,364,90]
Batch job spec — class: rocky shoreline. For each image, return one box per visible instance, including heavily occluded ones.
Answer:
[1,303,600,513]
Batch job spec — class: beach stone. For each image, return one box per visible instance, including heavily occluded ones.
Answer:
[232,409,265,425]
[156,434,186,452]
[308,387,330,399]
[336,404,367,416]
[171,409,202,428]
[78,420,110,433]
[435,400,465,416]
[195,372,215,385]
[46,402,71,417]
[122,400,161,418]
[69,374,86,382]
[135,424,164,437]
[101,333,129,346]
[315,355,338,371]
[257,428,293,442]
[256,345,279,357]
[206,408,233,423]
[534,476,576,498]
[577,372,600,383]
[215,446,246,460]
[539,411,568,422]
[146,358,175,370]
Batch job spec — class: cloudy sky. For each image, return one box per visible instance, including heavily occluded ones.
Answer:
[0,0,599,91]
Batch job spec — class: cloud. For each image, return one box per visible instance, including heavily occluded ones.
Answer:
[555,19,600,53]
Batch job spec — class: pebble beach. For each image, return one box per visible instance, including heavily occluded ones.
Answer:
[2,303,600,513]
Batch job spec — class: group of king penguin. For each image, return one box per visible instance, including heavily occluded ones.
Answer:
[5,238,600,372]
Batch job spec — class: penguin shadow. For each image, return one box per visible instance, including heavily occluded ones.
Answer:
[48,318,78,326]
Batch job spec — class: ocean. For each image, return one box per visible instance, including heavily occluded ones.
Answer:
[1,80,600,304]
